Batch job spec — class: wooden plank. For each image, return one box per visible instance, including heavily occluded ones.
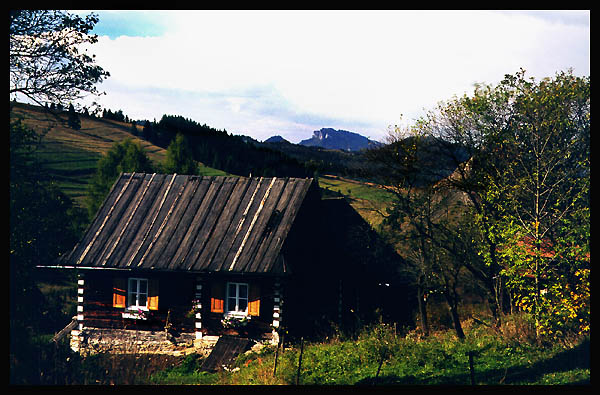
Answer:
[51,318,78,343]
[243,178,302,273]
[210,177,269,272]
[205,177,266,272]
[73,174,132,265]
[148,176,201,268]
[86,174,148,266]
[194,176,252,272]
[255,179,312,273]
[120,174,171,267]
[164,177,213,270]
[137,175,189,268]
[66,173,132,264]
[200,336,254,372]
[209,177,263,271]
[167,177,225,270]
[109,174,167,268]
[199,177,254,272]
[227,177,279,272]
[185,177,240,271]
[100,173,157,266]
[62,175,313,274]
[134,174,180,267]
[229,178,287,273]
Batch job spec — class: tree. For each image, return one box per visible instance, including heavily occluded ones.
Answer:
[142,120,156,142]
[86,139,154,219]
[365,128,475,339]
[498,70,590,340]
[10,10,109,109]
[410,69,589,341]
[10,118,87,377]
[130,121,138,136]
[67,103,81,130]
[163,133,198,175]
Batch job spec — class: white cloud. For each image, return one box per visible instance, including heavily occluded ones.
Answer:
[78,10,589,143]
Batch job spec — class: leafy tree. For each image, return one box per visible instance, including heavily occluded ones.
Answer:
[163,133,198,175]
[85,139,154,219]
[423,87,517,325]
[498,70,590,340]
[10,118,87,376]
[10,10,109,109]
[368,69,589,342]
[411,69,589,341]
[10,10,109,381]
[365,129,476,339]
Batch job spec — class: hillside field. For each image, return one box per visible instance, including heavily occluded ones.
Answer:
[10,102,228,206]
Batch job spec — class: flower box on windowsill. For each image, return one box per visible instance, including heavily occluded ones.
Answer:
[122,310,148,320]
[221,313,250,329]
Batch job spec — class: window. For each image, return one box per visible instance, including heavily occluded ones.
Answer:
[128,278,148,310]
[226,282,248,315]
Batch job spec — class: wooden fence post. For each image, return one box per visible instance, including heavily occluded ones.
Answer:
[375,353,385,379]
[296,337,304,385]
[273,333,281,377]
[468,351,475,385]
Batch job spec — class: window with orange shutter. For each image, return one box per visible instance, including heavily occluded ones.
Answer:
[148,279,159,310]
[248,284,260,317]
[113,278,127,308]
[210,282,225,313]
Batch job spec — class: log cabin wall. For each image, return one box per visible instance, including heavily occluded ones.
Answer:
[200,275,276,340]
[82,271,196,332]
[81,270,278,340]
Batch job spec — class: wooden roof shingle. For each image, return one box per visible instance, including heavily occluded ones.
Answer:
[59,174,313,274]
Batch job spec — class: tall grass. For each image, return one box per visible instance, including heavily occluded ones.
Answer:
[148,319,590,385]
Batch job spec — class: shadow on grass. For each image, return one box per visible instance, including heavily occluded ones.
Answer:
[357,337,590,385]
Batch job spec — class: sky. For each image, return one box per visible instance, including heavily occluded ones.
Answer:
[71,10,590,143]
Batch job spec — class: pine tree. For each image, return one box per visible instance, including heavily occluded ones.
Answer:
[67,103,81,130]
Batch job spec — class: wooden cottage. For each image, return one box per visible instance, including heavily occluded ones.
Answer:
[49,173,409,355]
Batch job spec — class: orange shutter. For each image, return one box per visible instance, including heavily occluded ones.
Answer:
[113,278,127,308]
[148,279,159,310]
[248,284,260,317]
[210,282,224,313]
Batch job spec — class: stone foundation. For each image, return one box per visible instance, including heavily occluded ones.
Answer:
[71,327,219,357]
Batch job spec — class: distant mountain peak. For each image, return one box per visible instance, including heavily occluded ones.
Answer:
[299,128,380,151]
[264,135,290,144]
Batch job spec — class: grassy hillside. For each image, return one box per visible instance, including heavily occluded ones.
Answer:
[10,102,227,206]
[11,102,391,228]
[318,174,394,228]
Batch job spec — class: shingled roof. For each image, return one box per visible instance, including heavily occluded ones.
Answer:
[58,174,313,274]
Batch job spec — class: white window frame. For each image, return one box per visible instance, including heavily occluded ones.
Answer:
[127,277,149,311]
[225,282,249,317]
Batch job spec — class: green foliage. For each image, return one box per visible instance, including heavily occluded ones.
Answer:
[10,10,110,108]
[370,69,589,342]
[163,132,198,175]
[149,353,219,385]
[10,118,89,384]
[85,139,154,219]
[472,70,591,340]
